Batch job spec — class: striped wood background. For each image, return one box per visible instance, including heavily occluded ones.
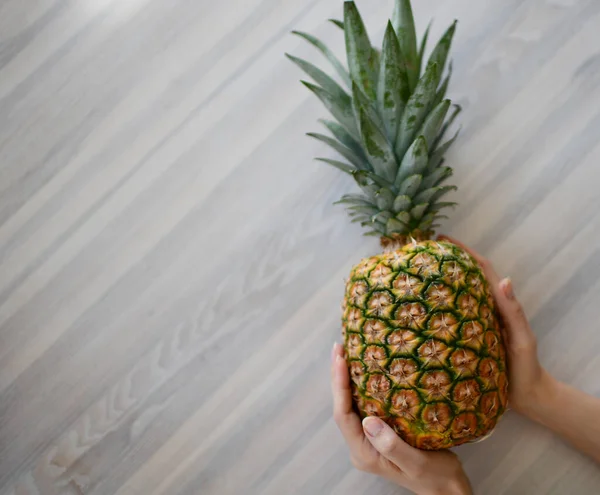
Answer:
[1,0,600,493]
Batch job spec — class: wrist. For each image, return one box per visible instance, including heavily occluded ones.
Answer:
[519,370,560,423]
[435,483,471,495]
[445,482,472,495]
[424,476,472,495]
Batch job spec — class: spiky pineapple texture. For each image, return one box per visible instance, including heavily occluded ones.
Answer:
[342,240,508,450]
[287,0,461,241]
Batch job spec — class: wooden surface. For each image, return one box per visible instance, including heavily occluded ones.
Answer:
[1,0,600,493]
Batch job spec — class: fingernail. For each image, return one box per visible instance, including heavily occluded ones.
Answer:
[331,342,338,362]
[500,278,514,300]
[363,417,384,437]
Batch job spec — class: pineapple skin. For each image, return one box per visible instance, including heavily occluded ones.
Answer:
[342,240,508,450]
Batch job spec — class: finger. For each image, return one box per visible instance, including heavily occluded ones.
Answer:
[437,236,536,352]
[332,352,384,471]
[332,353,366,449]
[331,342,343,383]
[331,350,352,414]
[362,417,427,474]
[331,341,340,362]
[497,278,536,351]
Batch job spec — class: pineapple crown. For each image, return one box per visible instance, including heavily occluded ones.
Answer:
[287,0,461,245]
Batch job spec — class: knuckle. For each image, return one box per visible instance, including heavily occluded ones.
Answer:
[411,455,428,477]
[350,456,368,472]
[377,435,397,456]
[515,339,537,355]
[531,336,538,350]
[514,305,527,321]
[350,455,362,470]
[508,305,530,328]
[364,458,380,473]
[351,454,379,473]
[333,409,352,427]
[333,411,344,425]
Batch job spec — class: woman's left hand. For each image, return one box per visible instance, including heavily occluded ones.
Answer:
[331,342,473,495]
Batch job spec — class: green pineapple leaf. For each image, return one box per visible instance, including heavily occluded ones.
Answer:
[351,214,371,224]
[352,81,384,133]
[372,48,381,72]
[352,211,373,223]
[307,132,367,170]
[362,218,387,234]
[376,188,395,210]
[353,170,381,199]
[413,185,451,204]
[419,99,451,150]
[410,203,429,220]
[433,61,452,109]
[357,107,398,183]
[431,215,449,229]
[392,0,418,91]
[429,128,460,171]
[421,166,453,189]
[395,62,439,160]
[430,185,458,203]
[290,0,461,240]
[349,213,364,220]
[315,157,356,174]
[348,205,379,216]
[434,104,461,149]
[429,201,458,212]
[378,22,409,144]
[372,211,394,224]
[387,217,409,234]
[361,170,396,190]
[301,81,358,138]
[344,1,379,100]
[419,212,435,230]
[319,119,367,161]
[396,211,411,225]
[398,174,423,197]
[395,136,428,187]
[292,30,352,88]
[418,21,432,76]
[286,54,350,103]
[425,20,457,86]
[335,194,375,206]
[329,19,344,30]
[392,194,412,213]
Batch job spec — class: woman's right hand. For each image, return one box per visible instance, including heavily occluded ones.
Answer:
[438,235,555,416]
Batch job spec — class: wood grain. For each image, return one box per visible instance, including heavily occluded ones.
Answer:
[1,0,600,493]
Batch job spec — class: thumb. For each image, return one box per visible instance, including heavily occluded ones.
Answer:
[362,417,426,473]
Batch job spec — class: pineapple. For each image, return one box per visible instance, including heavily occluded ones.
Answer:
[288,0,508,450]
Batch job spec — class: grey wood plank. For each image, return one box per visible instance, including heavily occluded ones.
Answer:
[1,0,600,494]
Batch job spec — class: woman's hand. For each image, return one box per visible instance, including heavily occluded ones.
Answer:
[437,235,554,416]
[438,235,600,464]
[331,343,472,495]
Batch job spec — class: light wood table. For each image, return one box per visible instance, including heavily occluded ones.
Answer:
[1,0,599,493]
